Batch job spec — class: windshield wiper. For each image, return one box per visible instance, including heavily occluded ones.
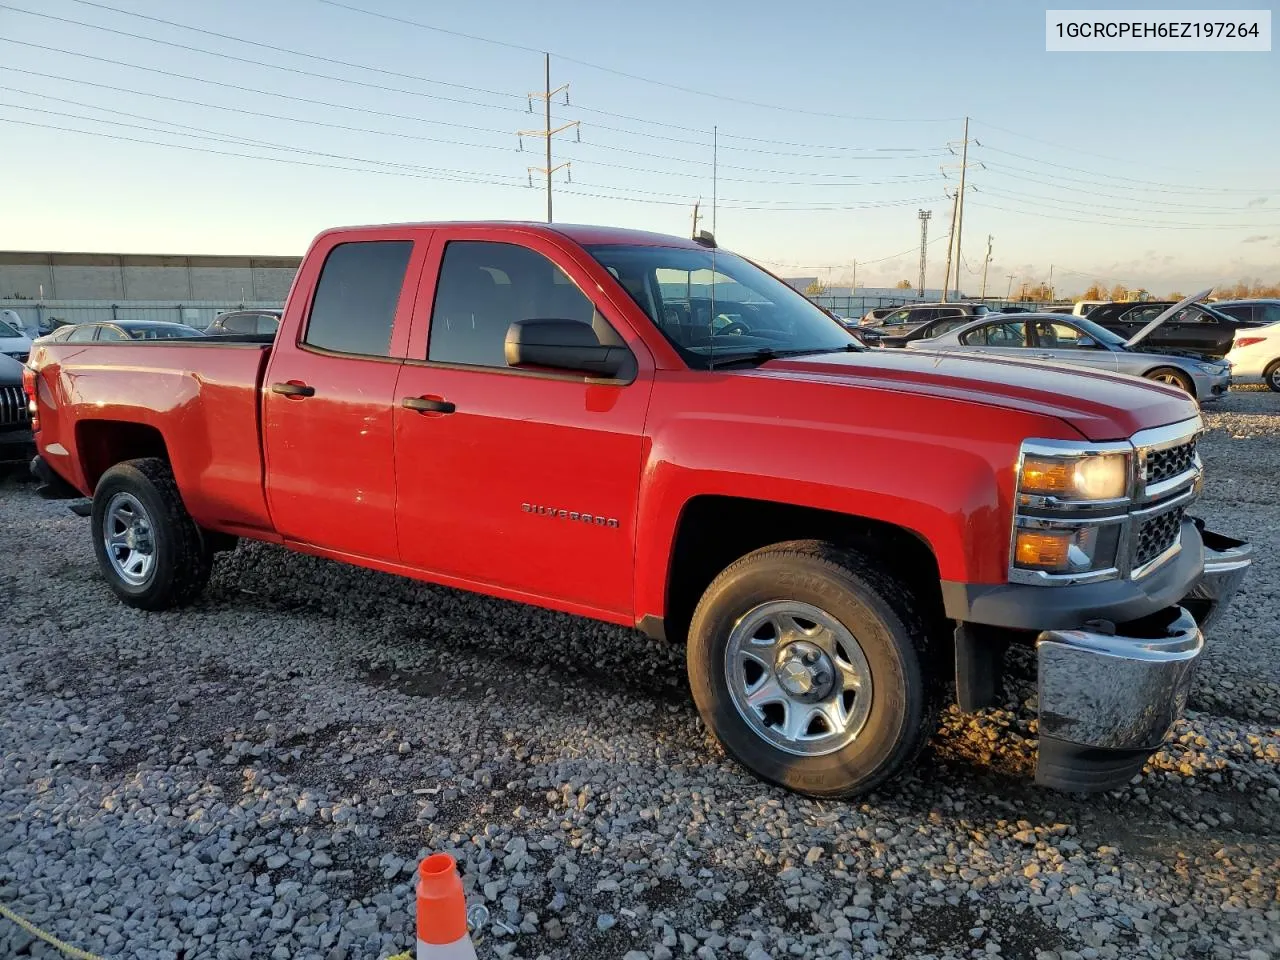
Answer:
[706,344,858,370]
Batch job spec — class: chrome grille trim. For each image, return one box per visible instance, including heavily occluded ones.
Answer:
[0,384,29,427]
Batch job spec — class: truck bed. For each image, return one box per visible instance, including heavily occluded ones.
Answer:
[30,338,276,536]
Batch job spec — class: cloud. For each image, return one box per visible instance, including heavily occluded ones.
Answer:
[1242,235,1271,243]
[1247,197,1269,208]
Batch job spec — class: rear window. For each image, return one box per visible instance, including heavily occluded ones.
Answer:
[305,241,413,357]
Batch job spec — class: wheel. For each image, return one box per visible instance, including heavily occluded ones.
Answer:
[91,457,212,610]
[1265,360,1280,393]
[686,540,939,798]
[1144,366,1195,396]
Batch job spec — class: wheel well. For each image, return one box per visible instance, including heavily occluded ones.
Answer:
[1143,365,1196,398]
[75,421,169,491]
[663,495,945,645]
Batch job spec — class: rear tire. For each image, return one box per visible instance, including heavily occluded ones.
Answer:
[1144,366,1195,396]
[1265,360,1280,393]
[686,540,940,799]
[91,457,212,610]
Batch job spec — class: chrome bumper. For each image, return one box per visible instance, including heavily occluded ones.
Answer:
[1034,523,1251,791]
[1181,526,1252,633]
[1036,606,1202,791]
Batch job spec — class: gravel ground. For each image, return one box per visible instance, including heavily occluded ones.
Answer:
[1,390,1277,960]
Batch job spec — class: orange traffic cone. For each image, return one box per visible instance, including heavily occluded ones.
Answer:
[416,853,478,960]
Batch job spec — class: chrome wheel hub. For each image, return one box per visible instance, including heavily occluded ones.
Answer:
[725,600,873,757]
[103,492,156,586]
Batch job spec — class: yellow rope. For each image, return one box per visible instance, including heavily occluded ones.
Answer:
[0,901,105,960]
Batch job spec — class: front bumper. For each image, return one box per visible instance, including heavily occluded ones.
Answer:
[1033,527,1251,791]
[0,427,35,466]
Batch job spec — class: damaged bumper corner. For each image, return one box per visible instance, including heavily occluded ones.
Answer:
[1034,522,1251,792]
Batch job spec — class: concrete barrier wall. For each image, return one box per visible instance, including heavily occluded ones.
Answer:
[0,251,301,302]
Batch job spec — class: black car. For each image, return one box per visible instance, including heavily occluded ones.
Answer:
[858,302,990,344]
[0,353,34,468]
[872,312,978,348]
[1088,300,1263,358]
[1210,299,1280,326]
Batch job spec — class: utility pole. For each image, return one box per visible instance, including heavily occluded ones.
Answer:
[712,126,718,236]
[941,188,959,303]
[980,234,993,299]
[916,209,932,298]
[1006,273,1016,300]
[1048,264,1055,302]
[954,117,970,300]
[518,53,579,223]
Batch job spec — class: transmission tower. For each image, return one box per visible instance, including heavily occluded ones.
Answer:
[916,209,932,298]
[518,53,580,223]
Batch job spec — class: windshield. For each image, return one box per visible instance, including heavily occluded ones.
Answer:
[586,244,859,368]
[1071,316,1128,348]
[0,319,22,338]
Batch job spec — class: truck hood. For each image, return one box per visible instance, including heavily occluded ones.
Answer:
[752,348,1196,441]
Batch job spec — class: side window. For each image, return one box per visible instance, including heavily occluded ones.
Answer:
[881,308,912,326]
[428,240,599,368]
[1032,322,1088,348]
[1259,304,1280,325]
[97,327,127,341]
[961,321,1026,347]
[67,326,97,342]
[1124,306,1161,325]
[304,241,413,357]
[1183,306,1218,325]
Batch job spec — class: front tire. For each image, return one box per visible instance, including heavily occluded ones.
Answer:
[686,540,939,798]
[1144,366,1195,396]
[91,458,212,610]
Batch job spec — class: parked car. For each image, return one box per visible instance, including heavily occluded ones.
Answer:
[1209,298,1280,327]
[26,220,1250,798]
[1088,299,1262,358]
[868,312,977,348]
[36,320,205,343]
[906,309,1231,400]
[861,302,991,338]
[0,314,34,363]
[0,308,37,338]
[0,352,35,467]
[1072,300,1106,317]
[1224,322,1280,392]
[859,305,899,326]
[206,309,281,336]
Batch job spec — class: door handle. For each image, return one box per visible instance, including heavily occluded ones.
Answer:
[1035,352,1054,359]
[402,396,455,414]
[271,381,315,398]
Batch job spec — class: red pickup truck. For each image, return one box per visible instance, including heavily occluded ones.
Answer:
[25,222,1252,798]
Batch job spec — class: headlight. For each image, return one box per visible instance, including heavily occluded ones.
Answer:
[1195,362,1223,375]
[1019,452,1129,501]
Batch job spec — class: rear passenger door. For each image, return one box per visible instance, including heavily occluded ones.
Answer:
[957,319,1028,359]
[263,230,427,559]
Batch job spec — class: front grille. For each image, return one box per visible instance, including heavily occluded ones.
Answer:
[1133,506,1185,568]
[1146,439,1197,485]
[0,384,29,427]
[5,351,29,363]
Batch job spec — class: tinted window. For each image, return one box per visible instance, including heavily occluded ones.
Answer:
[881,308,914,326]
[931,317,969,337]
[429,241,600,368]
[305,241,412,357]
[1259,304,1280,325]
[67,326,97,342]
[971,305,989,315]
[1213,304,1253,322]
[960,321,1027,347]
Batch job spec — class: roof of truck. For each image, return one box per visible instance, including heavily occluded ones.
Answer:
[322,222,706,249]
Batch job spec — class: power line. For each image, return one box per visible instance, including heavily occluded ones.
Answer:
[11,2,949,162]
[974,181,1278,218]
[977,163,1280,209]
[310,0,962,125]
[965,197,1278,231]
[0,40,943,180]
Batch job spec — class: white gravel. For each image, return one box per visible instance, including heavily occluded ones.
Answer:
[1,390,1278,960]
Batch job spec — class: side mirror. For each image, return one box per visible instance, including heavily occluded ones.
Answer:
[504,319,628,378]
[1077,335,1097,348]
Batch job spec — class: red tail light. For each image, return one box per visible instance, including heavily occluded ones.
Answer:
[21,365,39,431]
[1234,337,1265,349]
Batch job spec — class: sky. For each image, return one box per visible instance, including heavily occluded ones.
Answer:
[1,0,1277,295]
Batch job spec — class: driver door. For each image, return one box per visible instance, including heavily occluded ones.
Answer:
[1028,321,1120,373]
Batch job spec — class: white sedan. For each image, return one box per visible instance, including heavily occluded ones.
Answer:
[1224,324,1280,392]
